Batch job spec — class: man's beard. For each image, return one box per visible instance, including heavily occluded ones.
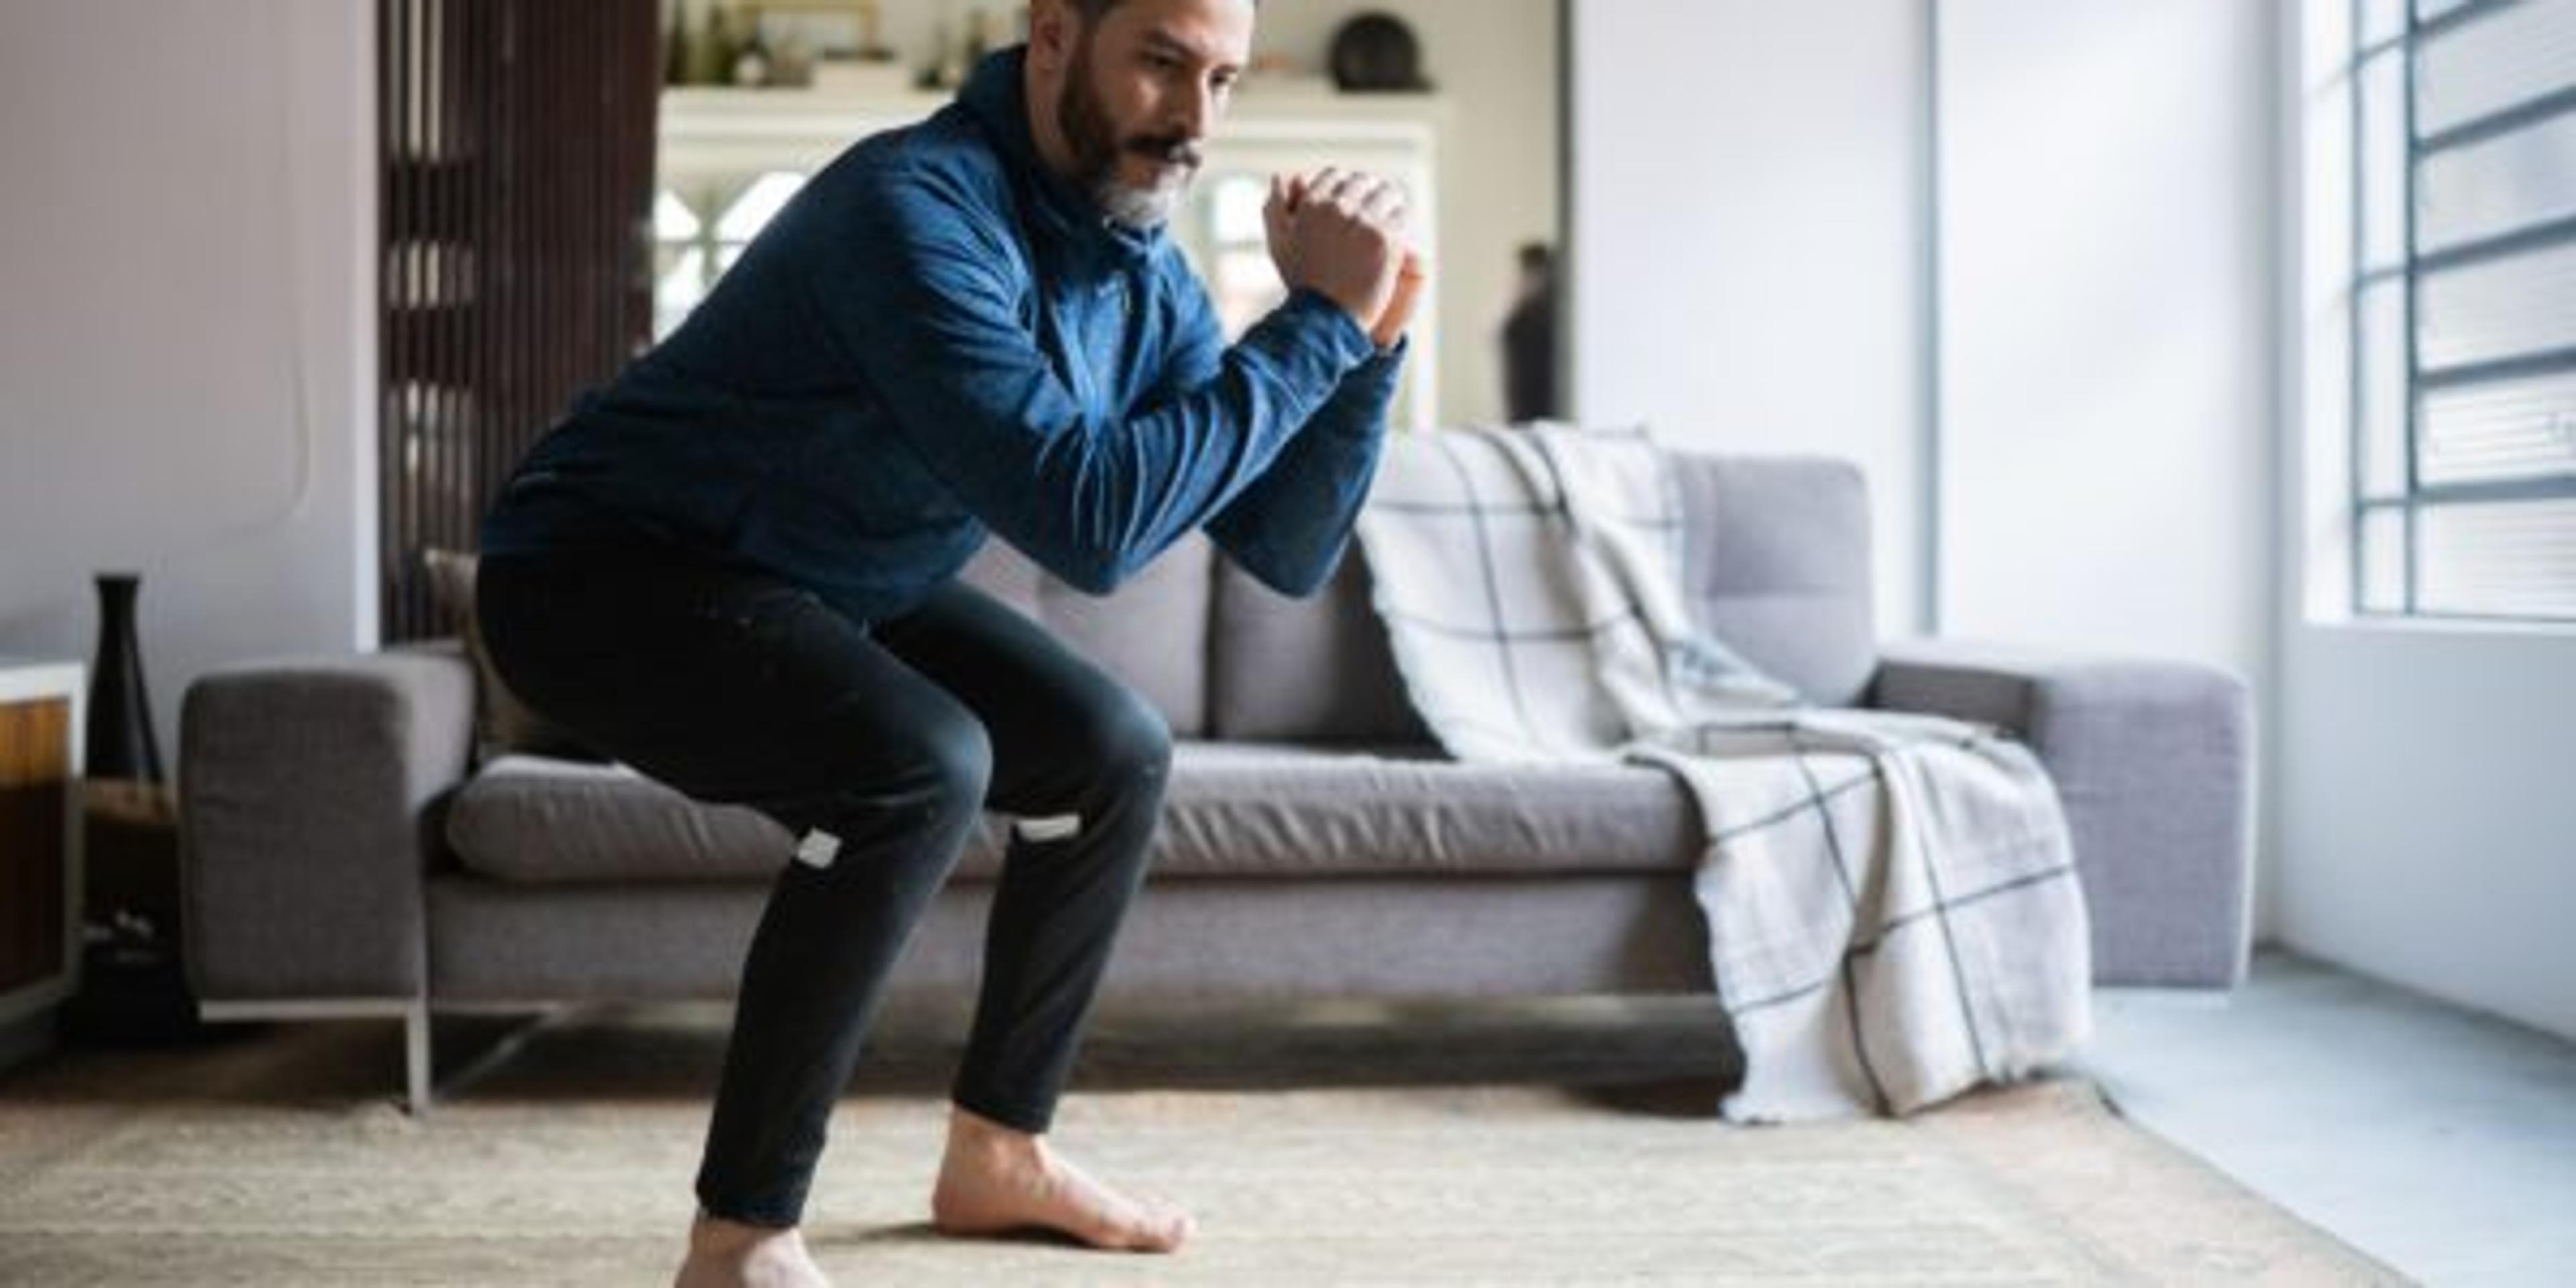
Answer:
[1059,50,1201,231]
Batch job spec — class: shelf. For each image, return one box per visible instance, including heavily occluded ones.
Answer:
[660,83,1448,166]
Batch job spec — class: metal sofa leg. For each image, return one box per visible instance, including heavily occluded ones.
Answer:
[406,998,434,1116]
[197,998,443,1114]
[199,998,563,1116]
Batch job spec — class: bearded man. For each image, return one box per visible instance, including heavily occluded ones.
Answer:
[472,0,1421,1282]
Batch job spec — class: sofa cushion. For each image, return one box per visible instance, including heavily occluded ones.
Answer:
[1672,454,1877,708]
[1153,741,1696,877]
[1207,548,1432,744]
[955,533,1212,737]
[444,741,1701,884]
[442,754,802,883]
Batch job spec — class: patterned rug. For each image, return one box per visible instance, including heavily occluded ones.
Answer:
[0,999,2402,1285]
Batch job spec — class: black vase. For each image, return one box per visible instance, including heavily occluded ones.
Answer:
[87,572,165,784]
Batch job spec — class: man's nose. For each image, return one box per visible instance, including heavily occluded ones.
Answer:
[1171,81,1215,141]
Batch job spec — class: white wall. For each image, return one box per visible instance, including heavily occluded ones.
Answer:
[1936,0,2275,685]
[0,0,378,780]
[1572,0,2276,657]
[1571,0,1931,640]
[2273,0,2576,1042]
[1937,0,2281,941]
[1571,0,2274,673]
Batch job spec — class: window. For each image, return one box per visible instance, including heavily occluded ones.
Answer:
[2349,0,2576,621]
[653,172,812,339]
[1195,173,1293,339]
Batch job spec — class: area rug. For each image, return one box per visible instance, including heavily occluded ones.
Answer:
[0,1000,2403,1285]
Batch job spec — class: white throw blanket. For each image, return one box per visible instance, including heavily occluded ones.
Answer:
[1350,423,2093,1122]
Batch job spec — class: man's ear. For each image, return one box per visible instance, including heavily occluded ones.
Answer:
[1027,0,1076,74]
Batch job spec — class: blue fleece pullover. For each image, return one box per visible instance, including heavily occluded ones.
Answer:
[478,44,1403,625]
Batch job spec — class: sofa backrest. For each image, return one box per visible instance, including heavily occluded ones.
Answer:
[1672,452,1877,710]
[1207,547,1429,745]
[955,533,1216,737]
[955,448,1878,743]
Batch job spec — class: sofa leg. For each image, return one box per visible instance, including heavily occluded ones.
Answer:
[197,999,441,1114]
[405,999,433,1117]
[402,1004,582,1116]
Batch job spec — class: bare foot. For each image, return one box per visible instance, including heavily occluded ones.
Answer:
[928,1104,1193,1252]
[671,1209,833,1287]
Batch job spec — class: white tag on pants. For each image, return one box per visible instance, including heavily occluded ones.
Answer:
[1013,813,1081,843]
[793,827,842,869]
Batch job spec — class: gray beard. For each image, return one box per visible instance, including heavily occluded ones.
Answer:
[1059,48,1193,232]
[1090,170,1187,231]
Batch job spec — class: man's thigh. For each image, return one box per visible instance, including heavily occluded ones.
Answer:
[479,555,975,814]
[869,578,1169,816]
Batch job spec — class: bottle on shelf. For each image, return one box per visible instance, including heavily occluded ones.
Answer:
[733,5,773,87]
[809,0,906,95]
[700,3,739,87]
[921,13,955,90]
[663,1,691,87]
[773,30,814,87]
[856,0,894,61]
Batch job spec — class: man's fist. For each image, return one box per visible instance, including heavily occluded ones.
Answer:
[1264,167,1408,331]
[1371,250,1428,351]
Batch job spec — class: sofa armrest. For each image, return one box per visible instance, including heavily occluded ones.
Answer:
[1870,636,2255,989]
[179,639,476,1002]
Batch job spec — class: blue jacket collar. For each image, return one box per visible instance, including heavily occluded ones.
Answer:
[959,45,1158,274]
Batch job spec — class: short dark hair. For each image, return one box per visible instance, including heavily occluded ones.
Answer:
[1068,0,1258,21]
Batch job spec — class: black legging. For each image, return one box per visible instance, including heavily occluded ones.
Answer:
[475,543,1172,1229]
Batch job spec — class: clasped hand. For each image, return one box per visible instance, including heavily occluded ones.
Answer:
[1263,167,1428,351]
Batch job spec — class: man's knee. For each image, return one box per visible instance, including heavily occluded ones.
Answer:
[787,706,990,860]
[1008,693,1166,849]
[1089,690,1173,789]
[920,710,997,826]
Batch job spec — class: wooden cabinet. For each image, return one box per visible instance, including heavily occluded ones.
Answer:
[0,661,85,1071]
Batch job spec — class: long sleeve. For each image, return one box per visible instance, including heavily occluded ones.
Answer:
[802,162,1377,595]
[1176,272,1409,598]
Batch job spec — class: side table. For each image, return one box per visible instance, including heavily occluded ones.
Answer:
[0,659,85,1076]
[62,776,211,1044]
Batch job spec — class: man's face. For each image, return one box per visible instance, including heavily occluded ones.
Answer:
[1054,0,1254,230]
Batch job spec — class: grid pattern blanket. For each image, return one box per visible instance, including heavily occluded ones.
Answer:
[1350,423,2092,1120]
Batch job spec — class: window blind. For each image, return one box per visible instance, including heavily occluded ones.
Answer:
[2352,0,2576,621]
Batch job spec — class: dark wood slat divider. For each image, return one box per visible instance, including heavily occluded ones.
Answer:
[379,0,658,642]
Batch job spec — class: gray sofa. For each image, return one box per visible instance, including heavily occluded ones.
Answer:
[179,451,2255,1113]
